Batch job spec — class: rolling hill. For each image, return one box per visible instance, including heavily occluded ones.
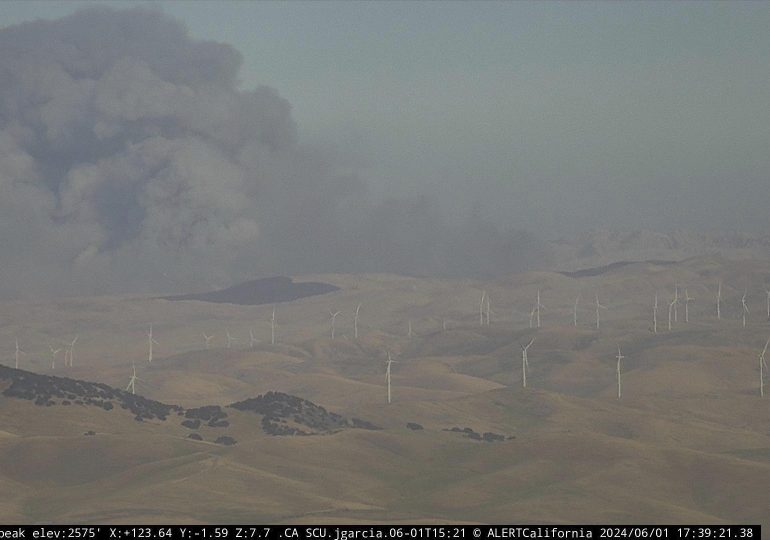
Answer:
[2,258,770,524]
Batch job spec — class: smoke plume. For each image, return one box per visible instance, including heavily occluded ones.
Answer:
[0,7,542,299]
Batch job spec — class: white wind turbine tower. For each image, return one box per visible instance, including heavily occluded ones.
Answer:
[520,338,534,388]
[354,304,361,339]
[716,281,723,320]
[249,330,259,348]
[595,293,607,330]
[759,337,769,398]
[225,330,237,349]
[684,289,694,323]
[535,289,545,328]
[126,362,141,395]
[64,335,78,367]
[14,339,24,369]
[616,345,625,400]
[385,351,399,404]
[147,325,159,363]
[672,285,680,323]
[741,289,750,328]
[485,293,491,326]
[574,293,581,327]
[668,295,676,331]
[202,333,213,349]
[407,320,413,338]
[479,290,486,326]
[49,346,61,370]
[653,293,658,334]
[329,311,340,340]
[270,306,276,345]
[529,307,536,329]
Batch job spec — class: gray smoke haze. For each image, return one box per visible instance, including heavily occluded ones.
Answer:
[0,7,542,299]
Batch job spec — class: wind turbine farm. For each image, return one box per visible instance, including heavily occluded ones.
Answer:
[2,252,770,525]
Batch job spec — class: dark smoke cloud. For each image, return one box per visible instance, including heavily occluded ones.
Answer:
[0,7,542,299]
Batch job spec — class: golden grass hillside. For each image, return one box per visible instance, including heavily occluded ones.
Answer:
[2,257,770,524]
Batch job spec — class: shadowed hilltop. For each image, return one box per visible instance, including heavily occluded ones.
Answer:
[0,364,379,438]
[161,276,339,306]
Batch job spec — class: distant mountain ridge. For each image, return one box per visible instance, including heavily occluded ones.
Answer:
[161,276,339,305]
[558,259,677,278]
[549,229,770,272]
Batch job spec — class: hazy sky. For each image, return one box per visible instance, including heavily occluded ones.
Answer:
[5,1,769,234]
[1,1,769,298]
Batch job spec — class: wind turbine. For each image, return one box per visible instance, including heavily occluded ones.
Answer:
[684,289,694,323]
[716,281,722,320]
[385,351,399,404]
[202,333,213,349]
[759,337,769,398]
[520,338,534,388]
[479,290,486,326]
[442,319,447,332]
[64,335,78,367]
[14,339,24,369]
[249,330,259,348]
[672,285,680,323]
[616,345,625,400]
[407,320,413,338]
[668,295,676,331]
[49,346,61,370]
[147,325,159,362]
[126,362,141,395]
[329,311,340,340]
[225,330,237,349]
[354,304,361,339]
[574,293,581,327]
[653,293,658,334]
[270,306,276,345]
[485,293,491,326]
[535,289,544,328]
[529,307,536,329]
[595,293,607,330]
[741,289,750,328]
